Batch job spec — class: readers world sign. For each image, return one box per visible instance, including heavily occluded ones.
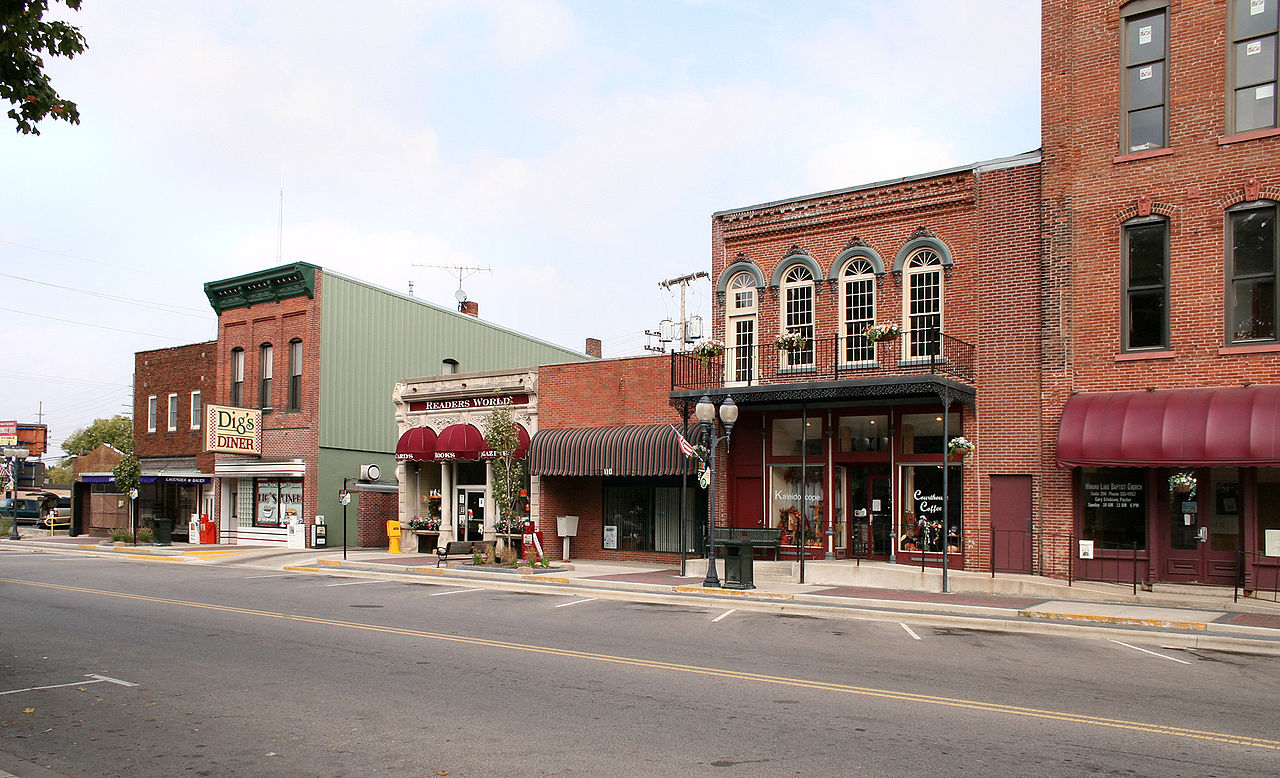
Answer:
[205,404,262,455]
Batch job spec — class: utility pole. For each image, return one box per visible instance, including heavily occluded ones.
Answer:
[658,272,709,352]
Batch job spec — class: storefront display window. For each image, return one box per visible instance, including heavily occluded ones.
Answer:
[836,415,888,453]
[254,478,303,528]
[602,478,694,553]
[1209,468,1241,553]
[898,465,961,553]
[1081,468,1146,550]
[1257,469,1280,554]
[769,465,824,547]
[900,413,959,455]
[771,417,823,458]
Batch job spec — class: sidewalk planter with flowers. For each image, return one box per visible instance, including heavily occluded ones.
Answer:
[1169,471,1197,497]
[408,516,441,553]
[863,323,901,343]
[774,330,808,351]
[947,436,975,458]
[692,339,724,366]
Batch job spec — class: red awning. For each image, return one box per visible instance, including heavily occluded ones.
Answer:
[1056,386,1280,467]
[395,426,437,462]
[481,424,530,459]
[434,423,486,461]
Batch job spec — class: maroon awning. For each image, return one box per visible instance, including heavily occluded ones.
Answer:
[1056,386,1280,467]
[481,424,531,460]
[434,424,485,461]
[395,426,437,462]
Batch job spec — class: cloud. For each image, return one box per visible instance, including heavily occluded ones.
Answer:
[806,131,958,192]
[480,0,582,64]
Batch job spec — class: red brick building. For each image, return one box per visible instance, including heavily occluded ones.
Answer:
[1042,0,1280,588]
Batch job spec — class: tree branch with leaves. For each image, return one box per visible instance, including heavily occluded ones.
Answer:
[1,0,87,135]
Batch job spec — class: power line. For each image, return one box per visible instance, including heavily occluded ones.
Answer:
[0,238,200,283]
[0,271,212,319]
[0,369,131,390]
[0,307,197,343]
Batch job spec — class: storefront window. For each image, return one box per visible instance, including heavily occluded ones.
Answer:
[254,478,303,528]
[1258,469,1280,555]
[769,465,824,547]
[602,479,692,553]
[898,465,961,553]
[1209,468,1241,553]
[900,413,958,455]
[771,417,823,458]
[1081,468,1146,550]
[837,415,888,453]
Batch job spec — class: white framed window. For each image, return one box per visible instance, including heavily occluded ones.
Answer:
[726,272,757,385]
[167,393,178,431]
[780,264,815,370]
[841,258,876,364]
[903,249,943,360]
[191,391,202,430]
[147,395,157,433]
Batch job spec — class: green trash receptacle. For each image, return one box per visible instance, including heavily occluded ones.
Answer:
[721,539,755,590]
[153,517,172,546]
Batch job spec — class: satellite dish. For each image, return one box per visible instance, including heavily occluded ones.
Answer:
[454,288,468,303]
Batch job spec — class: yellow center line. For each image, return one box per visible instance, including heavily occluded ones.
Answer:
[3,576,1275,751]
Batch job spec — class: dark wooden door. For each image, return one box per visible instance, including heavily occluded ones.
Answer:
[990,475,1033,574]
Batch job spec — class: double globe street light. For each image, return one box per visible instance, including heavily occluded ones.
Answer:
[695,395,737,588]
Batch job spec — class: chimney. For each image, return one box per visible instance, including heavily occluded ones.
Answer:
[460,300,479,317]
[585,338,602,358]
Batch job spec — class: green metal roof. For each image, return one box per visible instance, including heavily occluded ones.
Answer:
[204,262,318,314]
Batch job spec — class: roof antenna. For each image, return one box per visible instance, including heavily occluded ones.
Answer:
[276,153,285,262]
[412,263,491,311]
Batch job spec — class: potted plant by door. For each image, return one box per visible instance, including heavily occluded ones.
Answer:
[1168,471,1196,497]
[408,515,441,553]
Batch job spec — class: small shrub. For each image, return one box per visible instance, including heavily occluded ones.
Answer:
[472,548,483,565]
[0,516,11,536]
[137,527,154,544]
[481,544,496,565]
[497,544,518,567]
[109,528,132,543]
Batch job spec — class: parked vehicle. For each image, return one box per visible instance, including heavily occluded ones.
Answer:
[0,498,45,525]
[54,496,70,518]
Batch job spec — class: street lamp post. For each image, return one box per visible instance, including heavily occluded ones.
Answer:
[696,395,737,589]
[4,448,30,540]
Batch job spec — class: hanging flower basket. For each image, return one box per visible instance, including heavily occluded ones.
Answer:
[775,330,808,351]
[1169,472,1196,496]
[947,436,975,457]
[692,339,724,366]
[863,323,901,343]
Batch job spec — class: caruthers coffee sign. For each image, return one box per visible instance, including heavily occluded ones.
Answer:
[205,404,263,455]
[409,394,529,413]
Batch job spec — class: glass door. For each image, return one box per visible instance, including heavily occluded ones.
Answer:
[1164,468,1240,585]
[456,487,485,541]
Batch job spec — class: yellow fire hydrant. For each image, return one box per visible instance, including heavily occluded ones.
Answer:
[387,519,402,554]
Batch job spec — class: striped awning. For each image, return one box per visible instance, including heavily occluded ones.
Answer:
[530,425,695,477]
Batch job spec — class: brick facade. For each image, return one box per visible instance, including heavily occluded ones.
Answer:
[134,341,217,473]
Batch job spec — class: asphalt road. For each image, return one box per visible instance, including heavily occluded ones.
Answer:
[1,547,1277,777]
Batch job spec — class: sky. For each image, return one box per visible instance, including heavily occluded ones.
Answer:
[1,0,1040,460]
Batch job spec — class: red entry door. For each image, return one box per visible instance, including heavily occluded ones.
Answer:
[990,475,1033,574]
[1162,470,1240,585]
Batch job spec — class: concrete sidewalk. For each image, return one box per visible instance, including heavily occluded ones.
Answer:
[7,534,1280,653]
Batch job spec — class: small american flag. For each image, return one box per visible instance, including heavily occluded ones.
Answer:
[672,426,697,458]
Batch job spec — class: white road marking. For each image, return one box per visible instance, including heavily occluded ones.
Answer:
[1109,639,1192,664]
[324,580,386,587]
[712,609,736,622]
[1,674,138,696]
[428,588,483,596]
[554,597,599,608]
[245,573,290,579]
[899,622,922,640]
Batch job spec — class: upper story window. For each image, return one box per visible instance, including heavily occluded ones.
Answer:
[1229,0,1278,133]
[1122,216,1169,351]
[1121,1,1169,152]
[903,249,943,359]
[167,393,178,432]
[147,395,157,433]
[841,258,876,364]
[442,358,459,375]
[191,391,202,430]
[288,339,302,412]
[780,264,816,369]
[259,343,273,410]
[1227,201,1278,343]
[230,348,244,407]
[726,272,758,385]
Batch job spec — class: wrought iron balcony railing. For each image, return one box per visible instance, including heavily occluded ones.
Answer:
[671,331,975,393]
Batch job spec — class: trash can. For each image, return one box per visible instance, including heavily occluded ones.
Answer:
[720,539,755,590]
[153,517,172,546]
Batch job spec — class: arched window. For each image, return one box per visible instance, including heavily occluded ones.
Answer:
[726,272,757,384]
[780,264,815,369]
[903,249,943,360]
[841,258,877,364]
[230,348,244,407]
[259,343,273,410]
[442,358,459,375]
[288,339,303,411]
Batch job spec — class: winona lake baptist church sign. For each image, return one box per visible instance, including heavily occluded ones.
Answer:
[205,404,263,455]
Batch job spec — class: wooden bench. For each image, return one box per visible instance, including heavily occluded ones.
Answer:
[436,539,496,567]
